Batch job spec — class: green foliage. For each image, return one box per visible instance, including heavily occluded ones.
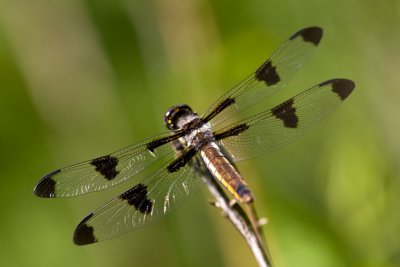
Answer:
[0,0,398,266]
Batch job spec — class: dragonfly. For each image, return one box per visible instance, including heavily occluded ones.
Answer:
[34,27,355,245]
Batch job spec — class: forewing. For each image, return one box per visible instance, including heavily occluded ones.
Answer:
[34,133,182,198]
[214,79,355,162]
[202,27,323,130]
[73,155,204,245]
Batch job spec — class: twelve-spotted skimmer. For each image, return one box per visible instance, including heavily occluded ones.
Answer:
[34,27,355,245]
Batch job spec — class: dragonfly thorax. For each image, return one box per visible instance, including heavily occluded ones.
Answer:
[185,122,213,149]
[165,104,214,149]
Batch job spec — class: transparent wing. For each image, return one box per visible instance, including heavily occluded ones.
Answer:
[73,154,205,245]
[201,27,323,130]
[215,79,355,162]
[34,27,323,198]
[34,132,184,198]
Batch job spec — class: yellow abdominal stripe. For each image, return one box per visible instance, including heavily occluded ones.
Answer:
[214,171,242,200]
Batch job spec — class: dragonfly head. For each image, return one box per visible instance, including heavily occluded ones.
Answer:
[164,104,196,131]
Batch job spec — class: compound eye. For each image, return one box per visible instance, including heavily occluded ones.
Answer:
[164,104,193,131]
[164,116,176,130]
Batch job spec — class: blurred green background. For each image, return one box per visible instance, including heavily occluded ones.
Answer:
[1,0,399,266]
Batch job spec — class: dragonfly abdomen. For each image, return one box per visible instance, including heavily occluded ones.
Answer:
[200,142,254,203]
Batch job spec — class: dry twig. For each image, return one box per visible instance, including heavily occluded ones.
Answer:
[199,169,272,267]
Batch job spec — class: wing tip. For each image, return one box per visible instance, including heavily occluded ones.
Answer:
[290,26,323,46]
[34,169,60,198]
[320,79,355,101]
[73,213,97,245]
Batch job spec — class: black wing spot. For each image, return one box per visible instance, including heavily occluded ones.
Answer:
[255,61,280,86]
[34,169,60,198]
[202,97,236,123]
[214,123,249,141]
[290,27,323,46]
[121,183,153,214]
[215,98,235,114]
[167,147,197,173]
[272,98,298,128]
[90,155,119,180]
[146,133,184,152]
[326,79,355,101]
[73,213,97,245]
[147,139,164,153]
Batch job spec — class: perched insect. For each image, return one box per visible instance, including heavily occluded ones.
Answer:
[34,27,355,245]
